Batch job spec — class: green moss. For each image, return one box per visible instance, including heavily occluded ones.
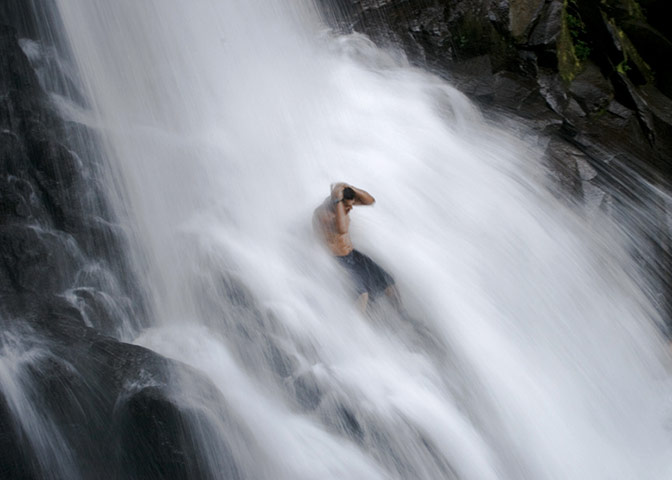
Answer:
[616,59,631,74]
[566,10,591,61]
[558,0,583,83]
[561,1,652,84]
[607,17,654,82]
[574,40,591,61]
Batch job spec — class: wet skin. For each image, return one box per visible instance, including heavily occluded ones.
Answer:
[312,183,374,257]
[313,183,403,313]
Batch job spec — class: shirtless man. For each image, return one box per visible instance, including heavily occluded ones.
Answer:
[313,183,401,313]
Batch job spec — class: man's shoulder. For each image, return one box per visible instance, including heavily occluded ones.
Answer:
[314,198,331,215]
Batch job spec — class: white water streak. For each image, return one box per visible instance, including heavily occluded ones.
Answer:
[0,332,80,479]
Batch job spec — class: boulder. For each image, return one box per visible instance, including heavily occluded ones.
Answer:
[0,313,241,479]
[449,54,495,99]
[491,71,559,122]
[0,224,81,295]
[528,0,563,47]
[568,61,613,113]
[509,0,546,40]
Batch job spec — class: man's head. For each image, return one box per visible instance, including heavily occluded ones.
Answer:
[342,187,355,213]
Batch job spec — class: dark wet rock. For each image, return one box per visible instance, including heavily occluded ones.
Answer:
[528,0,563,48]
[113,386,214,480]
[606,99,634,120]
[568,62,614,114]
[544,136,582,196]
[67,287,121,333]
[0,224,81,295]
[490,71,558,122]
[73,215,128,265]
[509,0,545,40]
[320,0,520,73]
[407,7,451,46]
[293,370,323,410]
[538,71,568,115]
[0,0,47,40]
[0,313,242,480]
[639,85,672,175]
[0,173,39,221]
[571,84,655,167]
[449,54,495,100]
[0,26,43,100]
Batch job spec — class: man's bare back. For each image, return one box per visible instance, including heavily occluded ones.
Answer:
[313,183,375,257]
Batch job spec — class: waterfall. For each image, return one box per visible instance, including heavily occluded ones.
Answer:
[19,0,672,478]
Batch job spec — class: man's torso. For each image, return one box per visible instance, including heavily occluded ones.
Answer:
[313,201,353,256]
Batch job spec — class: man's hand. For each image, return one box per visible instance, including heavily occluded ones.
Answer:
[331,183,347,202]
[351,186,375,205]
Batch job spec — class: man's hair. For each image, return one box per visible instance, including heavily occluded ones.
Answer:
[342,187,356,200]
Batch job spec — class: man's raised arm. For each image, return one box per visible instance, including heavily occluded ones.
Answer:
[330,182,375,206]
[350,185,375,205]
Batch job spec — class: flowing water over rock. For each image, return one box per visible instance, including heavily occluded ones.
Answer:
[3,0,672,478]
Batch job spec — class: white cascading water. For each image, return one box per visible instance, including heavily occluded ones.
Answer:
[48,0,672,478]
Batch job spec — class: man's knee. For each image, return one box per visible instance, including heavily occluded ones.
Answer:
[385,284,398,296]
[357,292,369,312]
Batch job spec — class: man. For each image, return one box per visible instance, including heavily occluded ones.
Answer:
[313,183,402,313]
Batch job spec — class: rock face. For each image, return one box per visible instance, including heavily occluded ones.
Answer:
[1,314,237,480]
[0,22,135,332]
[317,0,672,333]
[0,9,241,479]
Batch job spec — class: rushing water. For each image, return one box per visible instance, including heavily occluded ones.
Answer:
[15,0,672,478]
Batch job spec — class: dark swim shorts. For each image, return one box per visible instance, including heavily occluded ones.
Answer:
[336,250,394,297]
